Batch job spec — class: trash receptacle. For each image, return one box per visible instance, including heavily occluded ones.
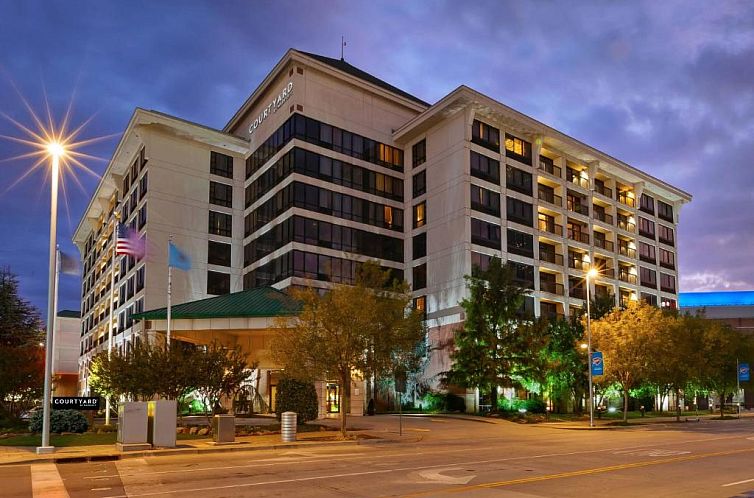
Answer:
[281,412,297,442]
[213,415,235,443]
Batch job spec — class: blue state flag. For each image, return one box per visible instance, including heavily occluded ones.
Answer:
[168,242,191,271]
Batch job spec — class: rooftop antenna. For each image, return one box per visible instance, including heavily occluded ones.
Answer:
[341,36,347,61]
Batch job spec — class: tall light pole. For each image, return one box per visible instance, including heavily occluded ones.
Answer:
[37,142,65,455]
[585,267,598,429]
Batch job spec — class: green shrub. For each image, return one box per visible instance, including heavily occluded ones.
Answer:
[420,392,466,412]
[498,398,546,414]
[275,378,318,424]
[29,410,88,433]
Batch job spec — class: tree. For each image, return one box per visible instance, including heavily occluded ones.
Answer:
[589,301,666,422]
[695,318,750,418]
[271,262,424,437]
[540,318,587,414]
[0,268,45,420]
[194,342,248,424]
[590,292,616,320]
[443,257,531,411]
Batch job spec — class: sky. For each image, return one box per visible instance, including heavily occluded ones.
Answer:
[1,0,753,317]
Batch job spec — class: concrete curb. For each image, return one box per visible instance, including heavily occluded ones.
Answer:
[398,414,502,425]
[0,435,411,467]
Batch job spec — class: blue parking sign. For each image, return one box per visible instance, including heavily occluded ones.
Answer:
[739,363,750,382]
[591,351,604,376]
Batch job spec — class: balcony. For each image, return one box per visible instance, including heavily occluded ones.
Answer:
[538,188,562,207]
[617,218,635,232]
[568,257,589,271]
[567,228,589,244]
[538,219,563,236]
[618,192,636,207]
[594,183,613,198]
[540,250,564,266]
[639,228,655,239]
[661,284,676,293]
[539,156,561,178]
[596,268,616,279]
[660,260,675,270]
[618,271,638,284]
[659,234,675,246]
[567,173,589,190]
[594,211,613,225]
[641,279,658,290]
[540,279,564,295]
[594,238,614,252]
[618,245,636,258]
[639,253,656,264]
[567,202,589,216]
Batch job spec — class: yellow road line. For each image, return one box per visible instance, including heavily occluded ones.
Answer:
[402,446,754,497]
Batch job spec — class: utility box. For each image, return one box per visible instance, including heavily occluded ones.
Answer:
[212,415,235,444]
[116,402,150,451]
[281,411,297,442]
[148,400,177,448]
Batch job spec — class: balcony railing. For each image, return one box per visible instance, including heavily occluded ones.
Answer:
[659,235,675,246]
[594,183,613,198]
[540,279,564,295]
[639,228,655,239]
[641,279,658,289]
[539,156,561,178]
[594,211,613,225]
[569,287,585,300]
[538,219,563,236]
[639,254,657,264]
[538,189,562,207]
[567,174,589,190]
[567,202,589,216]
[661,285,676,293]
[568,258,589,271]
[540,251,564,266]
[594,238,614,252]
[660,260,676,270]
[617,219,635,232]
[618,271,638,284]
[567,229,589,244]
[618,192,636,207]
[618,245,637,258]
[596,268,616,279]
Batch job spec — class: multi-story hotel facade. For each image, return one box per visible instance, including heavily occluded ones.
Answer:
[74,49,691,402]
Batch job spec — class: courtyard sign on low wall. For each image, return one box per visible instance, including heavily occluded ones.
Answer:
[52,397,100,410]
[248,81,294,135]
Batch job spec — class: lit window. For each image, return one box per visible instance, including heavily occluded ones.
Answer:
[413,202,426,228]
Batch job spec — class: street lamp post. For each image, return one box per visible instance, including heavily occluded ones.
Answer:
[37,143,64,455]
[585,267,598,429]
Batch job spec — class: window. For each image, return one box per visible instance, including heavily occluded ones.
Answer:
[507,228,534,258]
[506,197,533,226]
[209,181,233,207]
[471,119,500,152]
[504,133,532,165]
[138,205,147,229]
[470,184,501,216]
[660,248,675,269]
[660,273,676,293]
[207,271,231,295]
[471,251,493,274]
[208,241,231,267]
[413,170,426,198]
[639,241,656,263]
[135,266,145,292]
[658,200,674,222]
[639,193,655,215]
[413,264,427,290]
[506,165,533,195]
[210,151,234,178]
[413,232,427,260]
[471,218,501,249]
[661,297,677,309]
[412,139,426,168]
[658,225,675,245]
[209,211,232,237]
[413,202,426,228]
[641,292,658,306]
[139,172,148,199]
[640,266,657,289]
[638,217,655,238]
[511,261,535,289]
[122,173,130,194]
[470,151,500,184]
[413,296,426,318]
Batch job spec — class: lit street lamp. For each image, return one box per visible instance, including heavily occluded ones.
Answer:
[585,267,598,428]
[37,142,65,454]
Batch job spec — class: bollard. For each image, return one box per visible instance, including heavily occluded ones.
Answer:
[281,411,297,442]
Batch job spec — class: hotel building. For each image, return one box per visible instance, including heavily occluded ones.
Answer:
[74,49,691,406]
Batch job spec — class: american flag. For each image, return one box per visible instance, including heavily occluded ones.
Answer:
[115,223,144,257]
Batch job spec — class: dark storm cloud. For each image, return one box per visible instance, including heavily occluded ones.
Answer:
[1,0,753,317]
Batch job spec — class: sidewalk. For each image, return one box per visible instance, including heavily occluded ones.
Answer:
[538,410,754,430]
[0,428,415,466]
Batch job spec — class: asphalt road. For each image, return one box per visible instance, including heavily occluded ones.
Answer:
[4,415,754,497]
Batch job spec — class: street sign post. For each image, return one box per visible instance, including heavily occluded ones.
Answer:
[591,352,604,377]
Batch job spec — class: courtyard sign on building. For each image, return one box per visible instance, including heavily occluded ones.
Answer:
[248,81,294,135]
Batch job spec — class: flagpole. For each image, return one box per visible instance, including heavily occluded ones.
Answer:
[167,236,172,346]
[106,227,117,426]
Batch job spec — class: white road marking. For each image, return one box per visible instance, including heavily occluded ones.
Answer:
[31,463,69,498]
[614,449,691,457]
[91,488,112,492]
[723,477,754,487]
[413,466,476,485]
